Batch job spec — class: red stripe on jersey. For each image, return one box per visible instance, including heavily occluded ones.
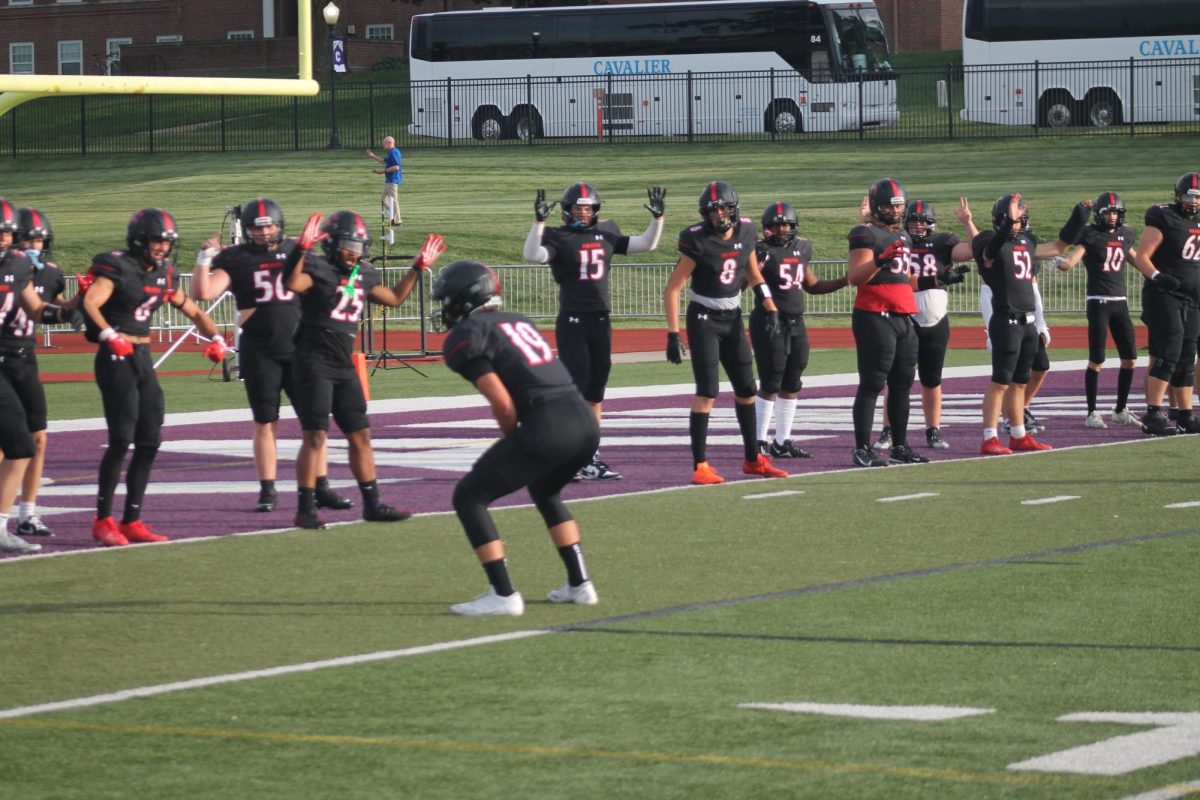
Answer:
[855,281,917,314]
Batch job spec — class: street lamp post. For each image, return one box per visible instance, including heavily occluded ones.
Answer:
[323,1,342,149]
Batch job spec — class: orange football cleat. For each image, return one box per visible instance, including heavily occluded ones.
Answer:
[1010,434,1052,452]
[743,454,788,478]
[118,520,169,543]
[92,516,129,547]
[691,461,725,485]
[980,437,1012,456]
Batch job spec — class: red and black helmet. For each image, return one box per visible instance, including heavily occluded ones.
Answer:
[904,200,937,239]
[239,197,286,250]
[432,259,502,329]
[320,210,372,270]
[991,194,1029,233]
[560,182,600,229]
[868,179,906,226]
[760,201,798,246]
[1174,172,1200,218]
[699,181,740,233]
[127,208,180,267]
[1092,191,1125,230]
[0,198,19,235]
[17,207,53,256]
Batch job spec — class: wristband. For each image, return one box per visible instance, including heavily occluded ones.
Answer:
[99,327,118,342]
[196,247,219,268]
[211,334,225,346]
[752,283,773,301]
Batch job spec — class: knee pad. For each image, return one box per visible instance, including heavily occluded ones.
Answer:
[780,377,803,394]
[106,437,133,453]
[1171,365,1196,388]
[452,483,499,549]
[534,496,572,529]
[758,376,782,396]
[1149,356,1177,383]
[919,372,943,390]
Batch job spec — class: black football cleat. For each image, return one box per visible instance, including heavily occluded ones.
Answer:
[363,503,412,522]
[254,487,278,513]
[889,444,931,464]
[1142,410,1179,437]
[768,439,812,459]
[1177,413,1200,434]
[315,487,354,510]
[294,511,327,530]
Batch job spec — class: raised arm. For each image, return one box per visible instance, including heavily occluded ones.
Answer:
[190,234,230,300]
[369,233,446,307]
[627,186,666,253]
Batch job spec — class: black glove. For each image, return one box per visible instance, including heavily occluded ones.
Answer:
[64,307,85,331]
[940,264,970,286]
[666,332,686,364]
[1153,271,1183,293]
[764,311,782,339]
[534,189,557,223]
[645,186,667,219]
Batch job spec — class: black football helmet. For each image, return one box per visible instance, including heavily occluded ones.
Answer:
[0,199,18,254]
[17,207,53,257]
[560,182,600,229]
[239,197,285,251]
[127,208,180,267]
[1174,172,1200,219]
[991,194,1029,233]
[432,259,503,330]
[904,200,937,240]
[867,178,906,226]
[700,181,740,233]
[320,210,372,271]
[1092,191,1126,230]
[761,202,798,246]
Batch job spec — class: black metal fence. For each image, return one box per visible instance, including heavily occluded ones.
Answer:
[4,58,1198,156]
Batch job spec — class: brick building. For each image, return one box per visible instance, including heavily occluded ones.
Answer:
[0,0,960,79]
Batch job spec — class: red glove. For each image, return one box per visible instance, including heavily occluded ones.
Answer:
[296,212,327,251]
[100,328,133,358]
[203,334,228,363]
[412,233,447,271]
[77,271,96,292]
[878,239,904,263]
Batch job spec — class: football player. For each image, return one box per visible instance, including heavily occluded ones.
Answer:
[81,209,227,547]
[283,211,445,529]
[751,201,848,458]
[1051,191,1141,429]
[434,259,600,617]
[973,193,1082,455]
[846,179,930,468]
[1132,172,1200,436]
[0,200,82,554]
[873,197,976,452]
[664,182,788,485]
[191,198,354,513]
[522,182,665,481]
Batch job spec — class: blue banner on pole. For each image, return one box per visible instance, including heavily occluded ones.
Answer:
[332,36,347,74]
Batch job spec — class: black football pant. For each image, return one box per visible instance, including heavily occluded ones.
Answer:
[852,310,917,449]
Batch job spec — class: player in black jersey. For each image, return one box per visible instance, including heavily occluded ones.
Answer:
[1052,191,1142,429]
[4,207,73,541]
[973,193,1081,455]
[191,198,353,513]
[664,182,788,485]
[283,211,446,529]
[1132,172,1200,435]
[434,260,600,616]
[751,202,847,458]
[523,182,665,481]
[872,198,976,452]
[0,200,82,554]
[81,208,228,547]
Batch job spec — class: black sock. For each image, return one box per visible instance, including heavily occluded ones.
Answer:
[483,558,514,596]
[557,543,588,587]
[884,390,910,447]
[298,487,316,514]
[358,480,380,508]
[260,479,276,493]
[1116,367,1134,412]
[316,475,331,490]
[689,411,710,466]
[852,391,878,450]
[735,402,759,461]
[1085,368,1099,413]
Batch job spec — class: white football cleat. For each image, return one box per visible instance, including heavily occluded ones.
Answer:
[0,530,41,554]
[451,586,525,617]
[1111,408,1141,426]
[547,580,599,606]
[1085,411,1107,429]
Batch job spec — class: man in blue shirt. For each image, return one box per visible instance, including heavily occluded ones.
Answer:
[366,135,403,228]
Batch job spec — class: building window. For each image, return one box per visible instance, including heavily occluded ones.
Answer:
[10,43,33,74]
[8,0,34,6]
[58,40,83,75]
[156,35,183,44]
[366,24,395,41]
[56,0,84,4]
[228,30,255,40]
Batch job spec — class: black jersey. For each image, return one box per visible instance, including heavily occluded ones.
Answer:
[294,253,382,363]
[0,250,35,347]
[1075,224,1136,297]
[678,220,758,300]
[542,221,630,313]
[755,237,813,316]
[443,310,578,420]
[0,258,62,346]
[213,240,301,354]
[1144,204,1200,301]
[909,232,960,284]
[847,223,917,313]
[84,251,175,341]
[973,230,1039,314]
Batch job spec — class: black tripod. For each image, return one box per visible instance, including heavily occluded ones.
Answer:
[361,227,429,377]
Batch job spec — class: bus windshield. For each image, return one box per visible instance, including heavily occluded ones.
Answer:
[828,6,892,72]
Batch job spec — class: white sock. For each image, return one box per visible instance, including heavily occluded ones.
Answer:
[774,397,798,445]
[0,513,8,534]
[1010,424,1027,439]
[754,396,774,442]
[18,501,34,522]
[983,428,998,440]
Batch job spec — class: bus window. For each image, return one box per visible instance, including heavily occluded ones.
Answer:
[592,9,664,57]
[411,18,430,62]
[829,6,892,73]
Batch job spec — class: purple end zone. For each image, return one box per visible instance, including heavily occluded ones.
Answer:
[8,367,1165,557]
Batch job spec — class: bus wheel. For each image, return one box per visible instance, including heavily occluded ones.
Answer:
[509,108,544,141]
[472,108,506,141]
[1038,92,1076,128]
[765,100,802,134]
[1084,90,1121,127]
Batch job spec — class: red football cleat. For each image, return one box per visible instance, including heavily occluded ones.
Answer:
[1010,434,1053,452]
[692,461,725,485]
[119,520,169,543]
[743,454,788,479]
[980,436,1013,456]
[92,516,129,547]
